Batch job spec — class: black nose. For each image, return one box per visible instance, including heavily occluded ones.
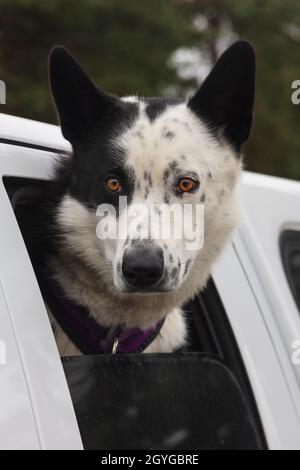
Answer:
[122,247,164,289]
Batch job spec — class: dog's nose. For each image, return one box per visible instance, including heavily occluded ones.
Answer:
[122,247,164,289]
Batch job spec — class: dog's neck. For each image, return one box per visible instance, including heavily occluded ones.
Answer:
[49,250,184,330]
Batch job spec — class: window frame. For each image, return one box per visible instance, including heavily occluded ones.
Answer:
[4,171,267,449]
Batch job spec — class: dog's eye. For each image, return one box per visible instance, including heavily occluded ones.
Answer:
[178,177,197,193]
[105,178,121,192]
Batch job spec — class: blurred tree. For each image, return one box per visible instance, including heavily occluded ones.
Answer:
[176,0,300,180]
[0,0,300,179]
[0,0,194,122]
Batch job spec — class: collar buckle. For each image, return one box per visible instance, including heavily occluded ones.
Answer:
[112,336,119,354]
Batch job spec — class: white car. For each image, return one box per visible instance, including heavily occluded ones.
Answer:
[0,112,300,451]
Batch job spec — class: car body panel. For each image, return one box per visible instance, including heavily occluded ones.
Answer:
[0,281,40,450]
[0,113,300,449]
[213,238,300,450]
[0,112,71,152]
[240,172,300,389]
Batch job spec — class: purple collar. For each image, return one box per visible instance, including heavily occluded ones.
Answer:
[41,277,164,355]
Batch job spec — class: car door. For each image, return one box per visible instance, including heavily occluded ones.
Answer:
[0,142,82,449]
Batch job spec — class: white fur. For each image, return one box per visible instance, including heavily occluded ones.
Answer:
[50,100,241,356]
[144,308,187,354]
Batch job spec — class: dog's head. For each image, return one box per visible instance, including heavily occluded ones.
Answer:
[49,42,255,313]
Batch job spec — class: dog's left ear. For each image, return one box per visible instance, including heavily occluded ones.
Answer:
[49,46,117,142]
[188,41,255,152]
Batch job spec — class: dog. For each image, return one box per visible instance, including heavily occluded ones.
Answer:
[27,41,255,357]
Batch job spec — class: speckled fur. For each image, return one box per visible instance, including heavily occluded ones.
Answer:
[47,43,255,356]
[50,101,241,355]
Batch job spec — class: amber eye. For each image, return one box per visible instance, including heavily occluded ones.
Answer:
[105,178,121,192]
[178,177,197,193]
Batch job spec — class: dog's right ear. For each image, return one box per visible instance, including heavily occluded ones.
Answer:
[188,41,255,153]
[49,47,115,142]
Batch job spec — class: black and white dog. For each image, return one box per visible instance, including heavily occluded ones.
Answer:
[30,41,255,356]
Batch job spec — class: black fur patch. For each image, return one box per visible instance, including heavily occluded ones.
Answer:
[184,260,191,277]
[164,193,170,204]
[143,171,153,187]
[144,186,150,200]
[63,107,136,216]
[133,130,144,140]
[144,97,183,122]
[170,268,178,280]
[50,47,140,212]
[161,127,175,140]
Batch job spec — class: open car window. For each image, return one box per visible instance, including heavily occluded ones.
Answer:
[281,230,300,312]
[3,175,267,450]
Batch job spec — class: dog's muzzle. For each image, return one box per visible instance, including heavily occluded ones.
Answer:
[122,246,164,292]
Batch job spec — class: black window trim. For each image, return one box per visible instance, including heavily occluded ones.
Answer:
[0,137,69,155]
[280,229,300,312]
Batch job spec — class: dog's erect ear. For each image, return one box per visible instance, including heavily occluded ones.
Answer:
[49,47,115,142]
[188,41,255,152]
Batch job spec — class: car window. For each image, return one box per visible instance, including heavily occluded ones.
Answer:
[3,175,267,450]
[280,230,300,312]
[63,353,263,450]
